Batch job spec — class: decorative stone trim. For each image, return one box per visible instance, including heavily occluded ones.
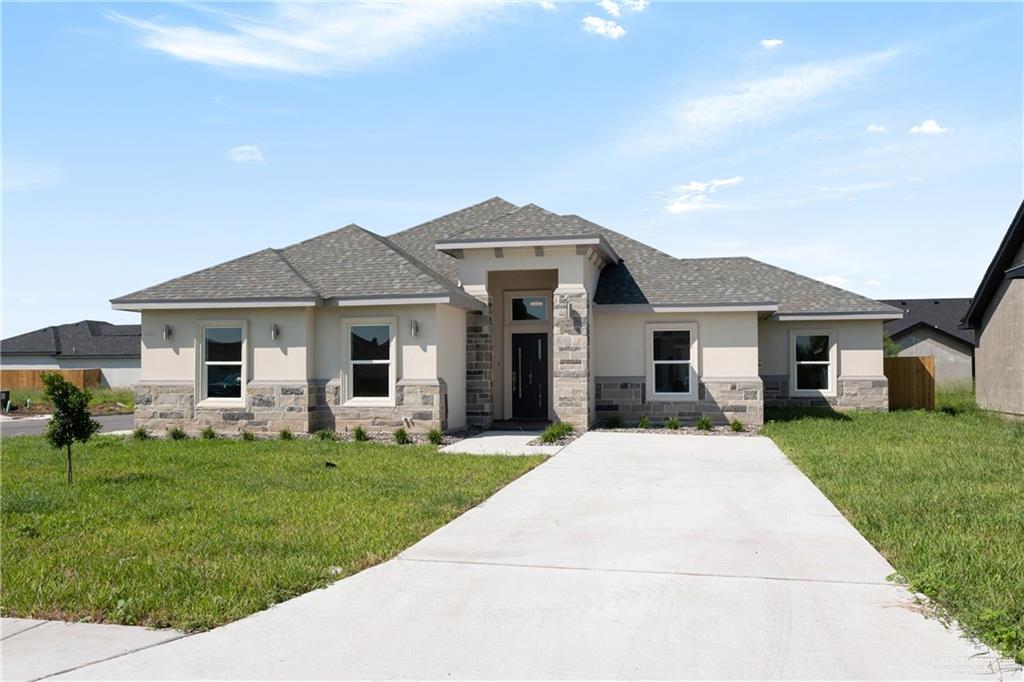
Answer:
[313,378,447,433]
[466,306,493,429]
[762,374,889,411]
[134,382,194,433]
[553,290,591,428]
[594,376,764,426]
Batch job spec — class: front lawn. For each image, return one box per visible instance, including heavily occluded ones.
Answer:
[1,436,545,631]
[3,387,134,415]
[762,398,1024,663]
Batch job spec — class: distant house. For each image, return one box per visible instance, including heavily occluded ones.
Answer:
[0,320,141,388]
[881,299,975,387]
[961,200,1024,417]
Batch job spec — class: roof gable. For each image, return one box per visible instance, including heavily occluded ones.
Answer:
[882,299,975,346]
[962,199,1024,328]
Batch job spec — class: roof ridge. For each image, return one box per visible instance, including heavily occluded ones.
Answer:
[280,223,361,251]
[438,201,529,240]
[270,247,323,298]
[355,227,469,297]
[389,197,515,240]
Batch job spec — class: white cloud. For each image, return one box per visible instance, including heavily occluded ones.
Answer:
[582,15,626,39]
[598,0,621,17]
[817,274,852,288]
[228,145,265,163]
[625,48,899,152]
[538,0,557,10]
[760,38,784,49]
[866,123,887,133]
[665,176,743,214]
[909,119,950,135]
[621,0,649,10]
[108,2,502,74]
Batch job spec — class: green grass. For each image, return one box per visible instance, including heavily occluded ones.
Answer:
[538,421,573,444]
[1,436,545,631]
[5,387,135,411]
[762,400,1024,663]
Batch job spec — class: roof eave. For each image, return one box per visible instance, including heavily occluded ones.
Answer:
[111,298,322,311]
[962,199,1024,329]
[772,311,905,321]
[333,292,485,312]
[435,235,621,265]
[594,302,778,314]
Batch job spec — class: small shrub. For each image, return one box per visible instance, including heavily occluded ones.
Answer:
[637,415,651,429]
[664,416,680,430]
[131,426,150,441]
[240,430,256,442]
[605,415,622,429]
[314,429,336,442]
[200,426,217,440]
[279,429,294,441]
[696,415,713,431]
[539,421,573,444]
[730,419,745,433]
[167,427,188,441]
[352,425,368,442]
[428,428,444,446]
[393,427,410,445]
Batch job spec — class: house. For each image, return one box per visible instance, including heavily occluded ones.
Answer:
[961,199,1024,417]
[110,198,902,435]
[881,299,975,387]
[0,320,141,388]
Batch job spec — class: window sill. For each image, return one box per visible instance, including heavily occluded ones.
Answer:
[342,398,396,408]
[196,398,245,409]
[647,393,697,402]
[789,389,836,398]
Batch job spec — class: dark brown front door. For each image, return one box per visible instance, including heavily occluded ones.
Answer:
[511,333,548,420]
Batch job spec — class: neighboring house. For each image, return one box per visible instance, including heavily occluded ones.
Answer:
[881,299,975,387]
[961,200,1024,417]
[111,198,902,435]
[0,320,141,388]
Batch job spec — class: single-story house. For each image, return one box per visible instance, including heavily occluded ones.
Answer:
[111,198,902,435]
[0,320,141,388]
[961,199,1024,417]
[881,299,975,387]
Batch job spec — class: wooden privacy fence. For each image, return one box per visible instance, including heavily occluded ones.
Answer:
[0,369,102,391]
[884,356,935,410]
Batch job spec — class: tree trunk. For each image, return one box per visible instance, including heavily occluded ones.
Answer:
[66,444,73,485]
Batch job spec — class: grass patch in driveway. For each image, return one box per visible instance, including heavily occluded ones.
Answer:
[1,435,545,631]
[762,397,1024,663]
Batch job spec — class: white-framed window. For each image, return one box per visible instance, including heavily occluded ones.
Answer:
[197,321,246,405]
[342,317,396,405]
[790,330,836,395]
[645,322,698,401]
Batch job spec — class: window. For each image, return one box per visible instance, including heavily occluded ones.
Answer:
[511,296,548,322]
[792,332,834,393]
[202,326,243,401]
[645,323,697,400]
[345,319,395,403]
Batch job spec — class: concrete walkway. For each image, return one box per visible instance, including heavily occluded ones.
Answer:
[1,618,184,681]
[33,432,1018,679]
[440,429,563,456]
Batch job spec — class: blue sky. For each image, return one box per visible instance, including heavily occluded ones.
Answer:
[3,1,1022,336]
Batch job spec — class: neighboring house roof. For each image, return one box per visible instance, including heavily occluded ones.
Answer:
[881,299,975,347]
[111,197,900,317]
[962,199,1024,329]
[1,320,140,358]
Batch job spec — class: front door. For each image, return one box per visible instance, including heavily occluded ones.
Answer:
[511,333,548,420]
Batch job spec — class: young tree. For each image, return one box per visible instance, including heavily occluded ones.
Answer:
[41,373,100,484]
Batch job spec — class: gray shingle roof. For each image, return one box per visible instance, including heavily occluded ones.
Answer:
[112,196,898,316]
[388,197,518,282]
[2,320,140,358]
[882,299,975,346]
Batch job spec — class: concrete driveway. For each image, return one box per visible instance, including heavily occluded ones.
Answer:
[54,432,1009,680]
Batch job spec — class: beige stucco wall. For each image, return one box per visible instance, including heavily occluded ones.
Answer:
[436,303,467,429]
[140,308,313,383]
[758,319,884,377]
[313,304,438,382]
[593,311,760,378]
[975,241,1024,416]
[895,329,974,387]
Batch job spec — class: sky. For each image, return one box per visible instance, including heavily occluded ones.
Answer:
[3,1,1022,337]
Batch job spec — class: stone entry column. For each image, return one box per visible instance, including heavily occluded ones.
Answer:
[466,303,494,429]
[552,288,591,428]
